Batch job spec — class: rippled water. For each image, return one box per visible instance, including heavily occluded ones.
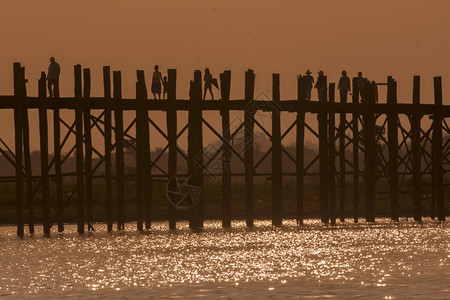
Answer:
[0,218,449,299]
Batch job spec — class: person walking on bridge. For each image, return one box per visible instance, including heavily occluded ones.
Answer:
[203,68,214,100]
[357,72,365,102]
[151,65,163,100]
[338,70,351,102]
[315,70,327,101]
[303,69,314,101]
[47,57,60,98]
[162,76,169,100]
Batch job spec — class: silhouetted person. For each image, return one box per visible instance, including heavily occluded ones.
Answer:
[151,65,163,99]
[338,70,350,102]
[303,69,314,101]
[47,57,60,98]
[162,76,168,100]
[357,72,365,102]
[373,81,379,103]
[315,70,326,101]
[203,68,214,100]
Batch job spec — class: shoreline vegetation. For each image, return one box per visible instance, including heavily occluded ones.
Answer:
[1,133,449,226]
[1,178,449,226]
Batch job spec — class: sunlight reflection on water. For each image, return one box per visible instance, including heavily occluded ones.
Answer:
[0,218,448,299]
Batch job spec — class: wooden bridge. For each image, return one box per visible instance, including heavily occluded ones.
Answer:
[2,62,449,236]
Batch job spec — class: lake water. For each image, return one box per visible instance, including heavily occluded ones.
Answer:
[0,218,449,299]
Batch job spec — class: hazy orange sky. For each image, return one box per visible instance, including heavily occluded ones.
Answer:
[1,0,449,151]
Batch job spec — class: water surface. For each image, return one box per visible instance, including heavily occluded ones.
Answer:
[0,218,449,299]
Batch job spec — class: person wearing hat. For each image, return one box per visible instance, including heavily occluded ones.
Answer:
[315,70,327,101]
[303,69,314,101]
[47,57,60,98]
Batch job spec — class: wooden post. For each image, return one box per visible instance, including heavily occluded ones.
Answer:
[22,127,34,232]
[188,70,204,229]
[167,69,177,230]
[38,72,50,236]
[387,76,399,221]
[296,75,305,225]
[339,80,347,222]
[135,70,145,231]
[83,68,93,230]
[411,76,422,222]
[244,69,255,227]
[329,83,336,225]
[220,70,232,227]
[433,77,445,221]
[364,81,376,222]
[113,71,125,230]
[53,81,63,232]
[18,66,34,235]
[103,66,113,232]
[318,76,329,224]
[13,62,24,237]
[431,159,436,220]
[74,64,85,234]
[352,77,359,223]
[272,73,282,226]
[142,73,152,230]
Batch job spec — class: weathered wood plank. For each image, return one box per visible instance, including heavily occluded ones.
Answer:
[339,80,347,222]
[38,72,50,236]
[318,76,329,224]
[74,64,85,234]
[411,76,422,222]
[83,68,93,230]
[13,62,24,237]
[53,96,64,232]
[113,71,125,230]
[244,69,255,227]
[188,70,204,229]
[167,69,177,230]
[20,66,34,235]
[433,77,445,221]
[135,70,146,231]
[272,73,282,226]
[103,66,113,232]
[387,77,399,222]
[364,81,376,222]
[141,72,152,230]
[220,70,232,228]
[296,75,306,225]
[352,77,359,223]
[328,83,336,225]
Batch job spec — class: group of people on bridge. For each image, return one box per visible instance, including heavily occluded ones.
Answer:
[46,58,219,101]
[302,69,367,102]
[45,57,370,103]
[144,65,220,100]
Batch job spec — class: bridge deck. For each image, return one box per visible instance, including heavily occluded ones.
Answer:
[0,96,448,115]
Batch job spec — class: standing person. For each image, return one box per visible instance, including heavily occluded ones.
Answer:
[47,57,60,98]
[303,69,314,101]
[151,65,163,100]
[162,76,169,100]
[315,70,327,101]
[357,72,365,102]
[203,68,214,100]
[338,70,351,102]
